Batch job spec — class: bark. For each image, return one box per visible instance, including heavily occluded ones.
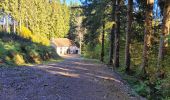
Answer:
[6,15,9,32]
[158,0,170,66]
[114,0,121,68]
[141,0,154,75]
[19,19,22,32]
[18,0,22,32]
[125,0,133,73]
[3,17,5,31]
[109,0,116,65]
[101,20,105,62]
[13,21,16,33]
[109,25,114,64]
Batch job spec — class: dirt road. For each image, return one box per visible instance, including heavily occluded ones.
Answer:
[0,55,145,100]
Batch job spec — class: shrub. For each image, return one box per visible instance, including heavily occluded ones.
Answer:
[31,34,50,46]
[19,26,50,46]
[0,32,59,66]
[20,26,33,39]
[13,53,25,65]
[0,40,5,56]
[83,43,100,59]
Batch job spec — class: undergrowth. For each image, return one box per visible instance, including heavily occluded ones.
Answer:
[83,40,170,100]
[0,32,60,66]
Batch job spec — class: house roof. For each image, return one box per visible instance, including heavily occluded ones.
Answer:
[52,38,76,47]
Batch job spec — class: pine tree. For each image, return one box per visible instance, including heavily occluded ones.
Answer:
[113,0,121,68]
[125,0,133,73]
[109,0,116,65]
[158,0,170,65]
[141,0,154,75]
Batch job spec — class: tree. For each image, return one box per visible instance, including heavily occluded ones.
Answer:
[68,3,81,42]
[141,0,154,75]
[101,15,105,62]
[82,0,112,60]
[125,0,133,73]
[109,0,116,65]
[158,0,170,66]
[1,0,70,43]
[113,0,121,68]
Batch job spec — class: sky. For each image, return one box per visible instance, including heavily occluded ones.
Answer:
[65,0,82,5]
[64,0,161,19]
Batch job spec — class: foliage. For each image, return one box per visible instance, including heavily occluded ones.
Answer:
[82,0,113,44]
[83,43,100,59]
[31,34,50,46]
[19,26,50,46]
[0,32,59,66]
[1,0,70,39]
[82,0,170,99]
[83,40,110,63]
[20,26,32,39]
[13,53,25,65]
[68,3,83,45]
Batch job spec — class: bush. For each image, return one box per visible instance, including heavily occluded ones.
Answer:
[20,26,33,39]
[83,41,110,63]
[31,34,50,46]
[13,53,25,65]
[0,40,5,56]
[0,32,59,66]
[19,26,50,46]
[83,43,100,59]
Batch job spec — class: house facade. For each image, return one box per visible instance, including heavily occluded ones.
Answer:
[51,38,79,55]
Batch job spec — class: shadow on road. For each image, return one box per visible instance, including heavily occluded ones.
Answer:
[0,54,143,100]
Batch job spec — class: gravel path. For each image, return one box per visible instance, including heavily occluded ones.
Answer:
[0,55,145,100]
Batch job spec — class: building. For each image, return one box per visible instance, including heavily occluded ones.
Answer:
[51,38,79,55]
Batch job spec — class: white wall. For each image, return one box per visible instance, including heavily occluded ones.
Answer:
[55,46,79,55]
[56,47,69,55]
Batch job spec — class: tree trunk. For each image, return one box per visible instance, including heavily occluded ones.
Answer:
[141,0,154,75]
[3,17,5,31]
[18,0,22,32]
[125,0,133,73]
[114,0,121,68]
[101,20,105,62]
[158,0,170,66]
[19,19,22,32]
[109,25,114,64]
[6,15,9,32]
[13,20,16,33]
[109,0,116,65]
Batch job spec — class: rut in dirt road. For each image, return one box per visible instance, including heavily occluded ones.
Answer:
[0,55,145,100]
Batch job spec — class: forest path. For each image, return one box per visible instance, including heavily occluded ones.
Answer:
[0,55,144,100]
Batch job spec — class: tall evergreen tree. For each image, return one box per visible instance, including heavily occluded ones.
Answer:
[1,0,70,44]
[141,0,154,75]
[158,0,170,66]
[109,0,116,65]
[125,0,133,73]
[113,0,121,67]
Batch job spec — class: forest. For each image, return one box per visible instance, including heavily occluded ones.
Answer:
[0,0,71,65]
[0,0,170,99]
[81,0,170,99]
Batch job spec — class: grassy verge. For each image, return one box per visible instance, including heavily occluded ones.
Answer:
[0,32,60,67]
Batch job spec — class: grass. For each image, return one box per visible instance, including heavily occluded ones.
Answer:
[0,32,60,66]
[82,56,103,64]
[42,58,64,64]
